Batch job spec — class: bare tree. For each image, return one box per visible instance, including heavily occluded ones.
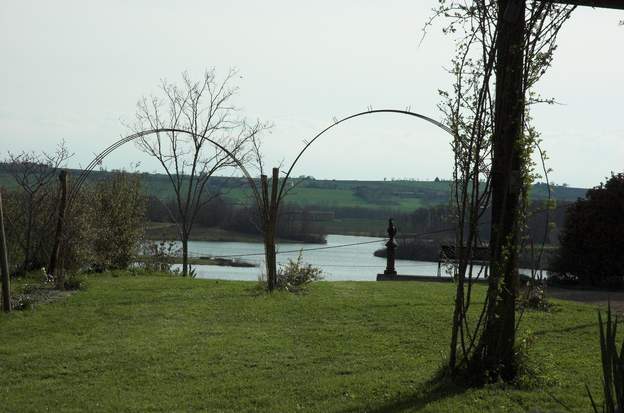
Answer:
[133,69,266,276]
[4,142,72,272]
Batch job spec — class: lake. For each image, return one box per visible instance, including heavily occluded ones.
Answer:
[174,234,454,281]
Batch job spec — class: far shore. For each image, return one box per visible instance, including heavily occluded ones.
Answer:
[144,222,328,244]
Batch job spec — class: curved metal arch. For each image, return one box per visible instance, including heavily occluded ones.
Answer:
[68,128,263,212]
[277,109,454,202]
[67,109,453,222]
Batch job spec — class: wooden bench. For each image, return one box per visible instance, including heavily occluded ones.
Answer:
[436,245,490,277]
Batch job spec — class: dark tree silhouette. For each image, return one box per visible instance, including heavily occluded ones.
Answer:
[555,173,624,287]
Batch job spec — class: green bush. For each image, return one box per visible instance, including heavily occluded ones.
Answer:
[91,172,146,270]
[63,274,86,291]
[273,250,323,292]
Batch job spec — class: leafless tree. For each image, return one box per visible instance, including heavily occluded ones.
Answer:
[4,142,72,272]
[133,69,267,276]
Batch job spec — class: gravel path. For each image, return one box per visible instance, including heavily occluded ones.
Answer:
[548,286,624,313]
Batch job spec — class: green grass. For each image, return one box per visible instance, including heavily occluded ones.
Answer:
[0,273,608,412]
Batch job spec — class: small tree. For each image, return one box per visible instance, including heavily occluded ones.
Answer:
[3,142,72,273]
[430,0,575,382]
[555,173,624,287]
[133,69,265,276]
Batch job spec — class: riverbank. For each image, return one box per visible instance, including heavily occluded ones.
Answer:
[0,272,606,412]
[144,222,326,244]
[136,255,257,267]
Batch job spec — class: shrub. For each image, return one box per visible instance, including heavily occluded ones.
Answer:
[139,240,179,273]
[11,293,35,311]
[63,274,86,291]
[91,172,146,270]
[519,281,551,311]
[273,250,323,292]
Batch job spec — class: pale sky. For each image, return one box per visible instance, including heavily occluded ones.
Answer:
[1,1,622,188]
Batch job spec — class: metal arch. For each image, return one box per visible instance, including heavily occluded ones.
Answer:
[67,128,263,212]
[277,109,454,202]
[66,109,453,221]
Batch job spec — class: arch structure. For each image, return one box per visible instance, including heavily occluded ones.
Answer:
[63,109,454,288]
[276,109,454,202]
[68,128,262,211]
[68,108,453,216]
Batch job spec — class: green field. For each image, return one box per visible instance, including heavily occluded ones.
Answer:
[0,273,608,412]
[163,178,445,212]
[0,167,588,212]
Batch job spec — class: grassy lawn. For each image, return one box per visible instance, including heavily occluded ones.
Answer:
[0,273,607,412]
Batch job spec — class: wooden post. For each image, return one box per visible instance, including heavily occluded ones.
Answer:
[268,168,279,289]
[260,174,272,290]
[261,168,281,291]
[0,190,12,313]
[49,170,68,290]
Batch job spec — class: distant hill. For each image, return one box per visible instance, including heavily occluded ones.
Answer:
[0,165,587,212]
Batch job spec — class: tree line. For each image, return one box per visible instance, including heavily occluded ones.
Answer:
[146,195,326,244]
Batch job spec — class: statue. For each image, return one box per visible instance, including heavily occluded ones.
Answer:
[384,218,398,275]
[387,218,397,239]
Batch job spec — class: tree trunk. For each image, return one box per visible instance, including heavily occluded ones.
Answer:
[260,169,280,291]
[24,195,33,272]
[182,236,189,277]
[1,191,12,312]
[264,228,277,291]
[471,0,526,381]
[50,170,68,290]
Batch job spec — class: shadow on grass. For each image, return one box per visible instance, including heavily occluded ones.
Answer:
[533,321,595,337]
[338,371,468,413]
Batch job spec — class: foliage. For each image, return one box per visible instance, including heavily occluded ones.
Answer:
[429,0,575,381]
[139,240,180,273]
[258,251,323,292]
[90,172,146,270]
[512,331,553,388]
[555,173,624,288]
[10,291,36,311]
[1,155,148,280]
[518,281,551,311]
[1,185,93,275]
[275,251,323,292]
[1,142,72,273]
[586,303,624,413]
[59,190,96,273]
[1,184,57,274]
[63,274,86,291]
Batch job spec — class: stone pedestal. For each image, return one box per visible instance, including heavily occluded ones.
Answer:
[384,238,398,275]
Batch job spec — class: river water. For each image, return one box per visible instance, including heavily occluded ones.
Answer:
[174,234,451,281]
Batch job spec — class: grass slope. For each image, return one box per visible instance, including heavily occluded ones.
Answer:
[0,274,606,412]
[0,167,587,211]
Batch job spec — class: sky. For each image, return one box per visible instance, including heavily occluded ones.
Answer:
[1,1,622,188]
